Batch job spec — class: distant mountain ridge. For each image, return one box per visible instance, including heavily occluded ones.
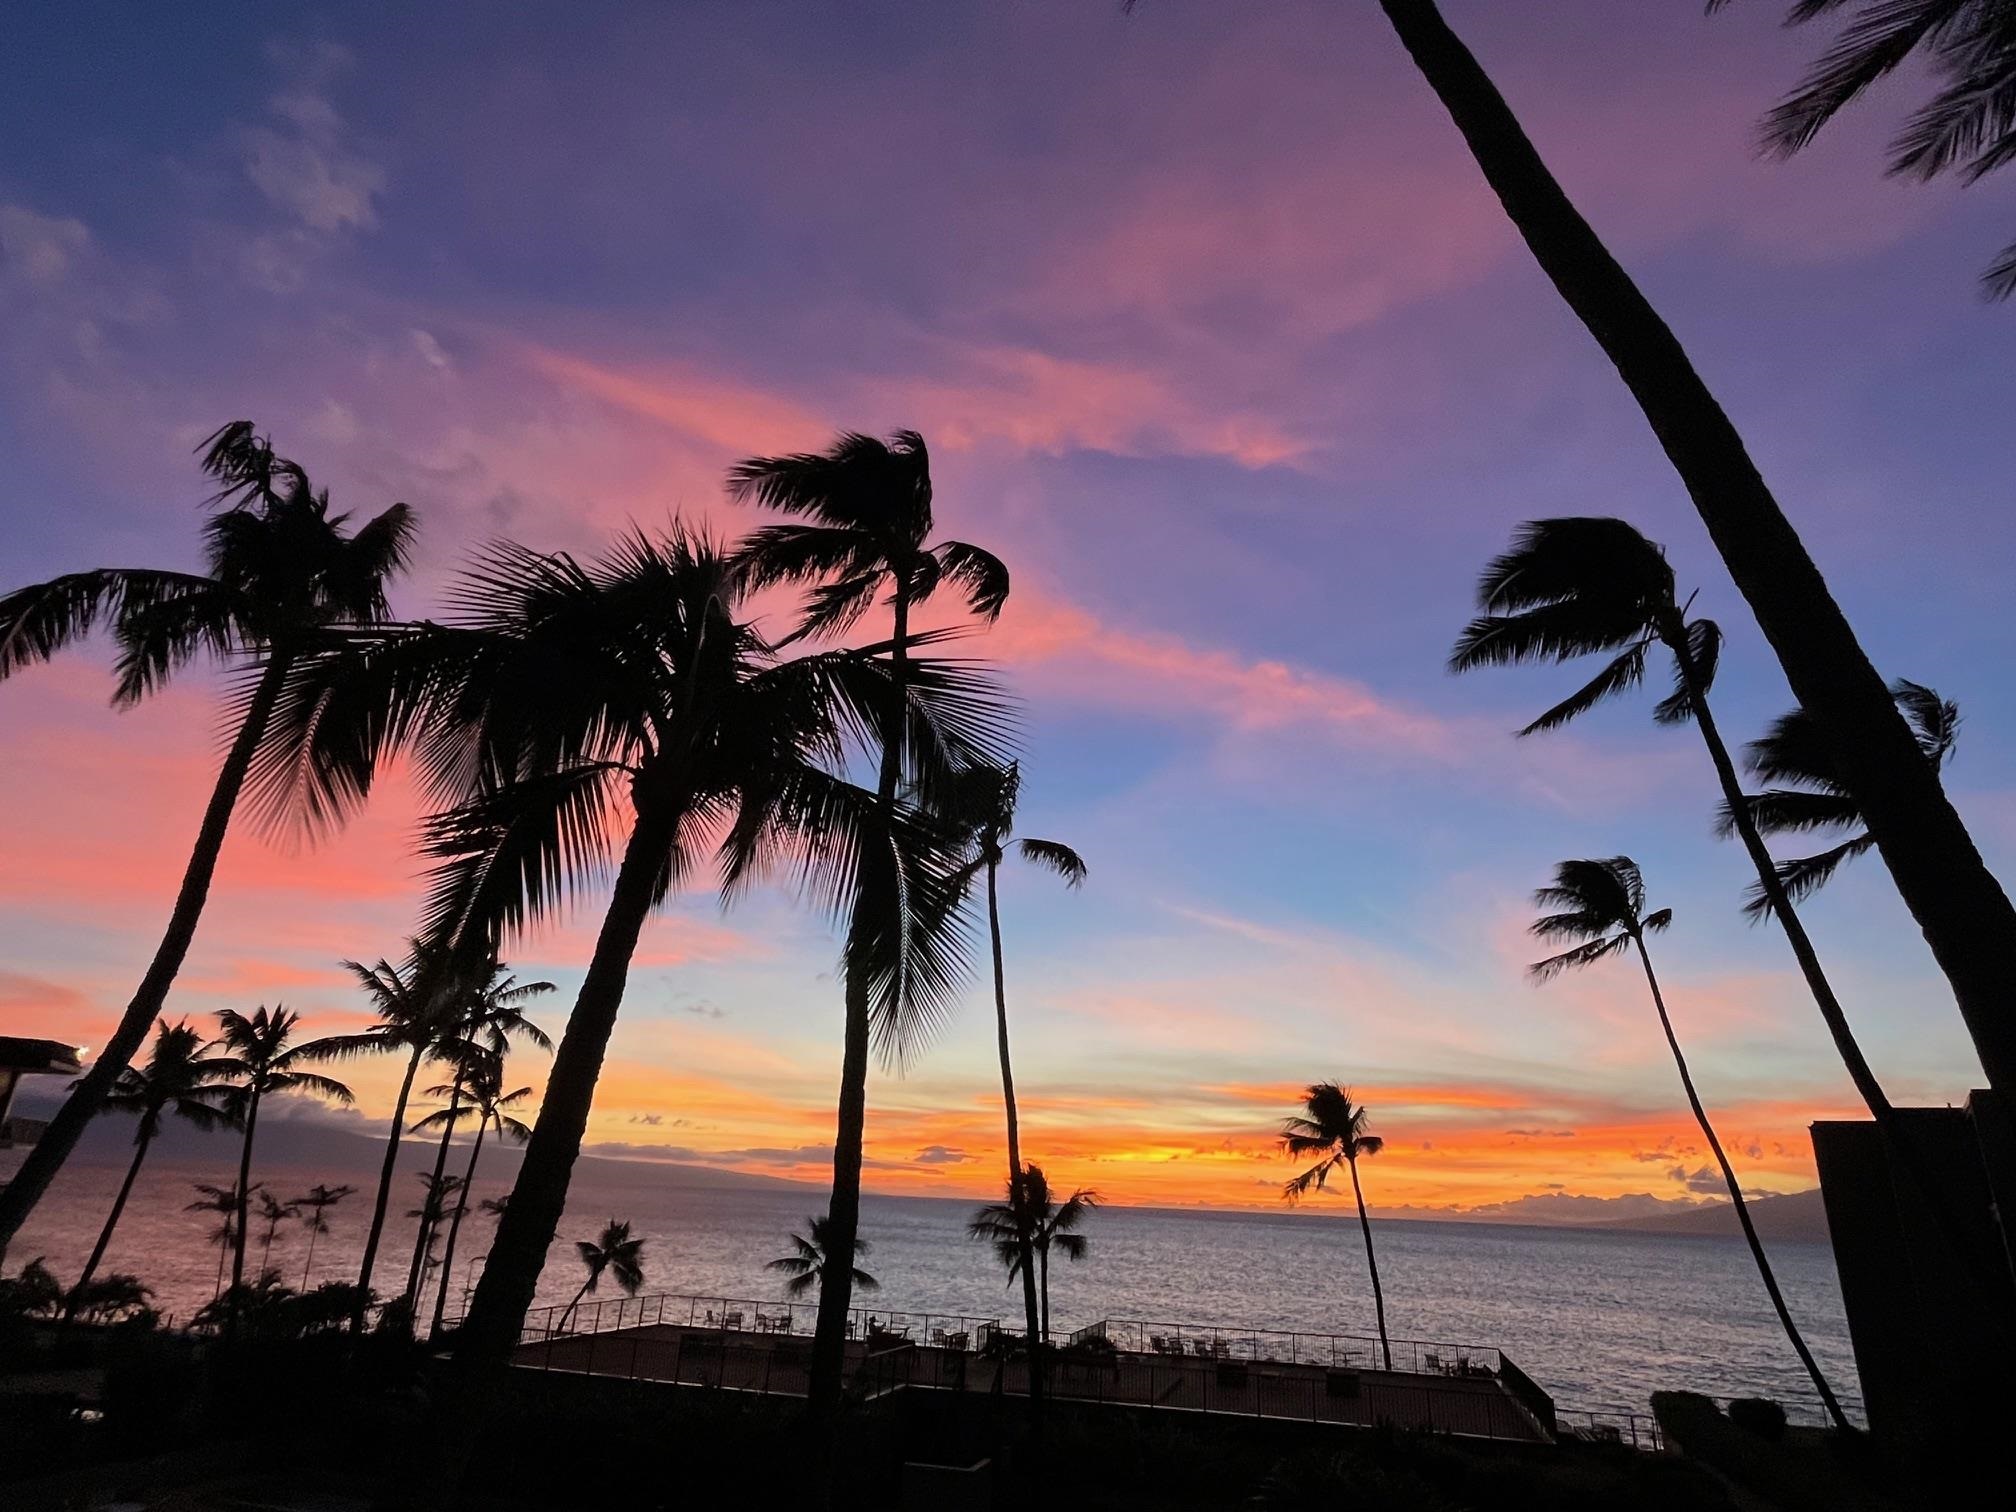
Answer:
[1598,1187,1830,1243]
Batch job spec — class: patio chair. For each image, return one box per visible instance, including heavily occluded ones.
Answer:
[723,1310,744,1330]
[1423,1352,1441,1373]
[1191,1339,1212,1358]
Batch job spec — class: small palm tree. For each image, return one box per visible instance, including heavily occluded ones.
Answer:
[187,1182,250,1301]
[1726,681,1961,920]
[1528,856,1849,1430]
[254,1190,295,1274]
[415,1054,533,1335]
[944,761,1085,1369]
[967,1165,1098,1345]
[1280,1085,1392,1371]
[290,1183,356,1289]
[211,1006,352,1319]
[768,1216,879,1298]
[68,1019,232,1311]
[0,422,414,1251]
[559,1220,645,1331]
[406,1171,464,1303]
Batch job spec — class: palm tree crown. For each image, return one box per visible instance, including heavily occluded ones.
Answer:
[1526,858,1673,981]
[212,1006,354,1117]
[967,1165,1100,1276]
[1280,1084,1387,1201]
[101,1019,233,1143]
[768,1216,879,1297]
[575,1221,646,1298]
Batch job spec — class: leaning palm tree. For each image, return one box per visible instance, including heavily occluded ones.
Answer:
[768,1216,879,1298]
[944,760,1084,1373]
[558,1220,645,1332]
[211,1005,353,1320]
[1450,518,1902,1147]
[1279,1085,1392,1372]
[67,1019,232,1312]
[1726,681,1962,920]
[1352,0,2016,1099]
[0,422,415,1249]
[187,1183,248,1302]
[290,1183,356,1289]
[1712,0,2016,297]
[729,429,1009,1413]
[415,1054,533,1335]
[1528,856,1849,1430]
[967,1164,1098,1345]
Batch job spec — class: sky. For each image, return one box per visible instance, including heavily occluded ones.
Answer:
[2,1,2013,1222]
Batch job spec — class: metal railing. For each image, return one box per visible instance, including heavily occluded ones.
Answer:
[1071,1318,1504,1376]
[498,1291,1000,1355]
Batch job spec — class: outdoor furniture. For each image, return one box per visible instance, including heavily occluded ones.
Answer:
[1209,1339,1231,1359]
[722,1310,744,1330]
[1423,1351,1441,1373]
[946,1331,968,1352]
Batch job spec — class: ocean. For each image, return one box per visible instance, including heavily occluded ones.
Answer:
[4,1145,1860,1425]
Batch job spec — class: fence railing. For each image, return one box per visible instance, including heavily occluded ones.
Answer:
[497,1291,1000,1355]
[1071,1318,1504,1376]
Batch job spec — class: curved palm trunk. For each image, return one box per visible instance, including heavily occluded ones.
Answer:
[431,1111,489,1335]
[404,1079,464,1318]
[66,1126,154,1319]
[353,1042,424,1328]
[1632,934,1849,1430]
[453,801,677,1376]
[228,1085,263,1336]
[1346,1156,1393,1371]
[810,588,911,1414]
[1378,0,2016,1100]
[302,1223,322,1290]
[558,1273,597,1333]
[986,861,1047,1404]
[0,657,289,1257]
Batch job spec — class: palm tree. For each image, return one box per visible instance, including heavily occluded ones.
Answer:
[406,1171,464,1305]
[211,1006,353,1320]
[67,1019,232,1312]
[290,1183,356,1289]
[729,430,1009,1412]
[559,1220,645,1332]
[254,1190,295,1275]
[1449,518,1903,1148]
[1528,856,1850,1430]
[0,422,415,1250]
[1726,681,1961,920]
[1279,1085,1392,1372]
[1712,0,2016,297]
[187,1183,248,1301]
[967,1165,1098,1345]
[768,1215,878,1298]
[1358,0,2016,1098]
[944,760,1085,1374]
[355,527,1000,1385]
[414,1054,533,1335]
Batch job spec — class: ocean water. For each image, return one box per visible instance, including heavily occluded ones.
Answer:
[5,1150,1860,1422]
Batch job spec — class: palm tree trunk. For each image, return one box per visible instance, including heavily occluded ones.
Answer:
[0,656,289,1257]
[353,1041,423,1327]
[987,860,1047,1401]
[1378,0,2016,1100]
[432,1112,488,1335]
[1348,1156,1393,1371]
[404,1078,463,1317]
[66,1127,153,1319]
[302,1223,320,1290]
[452,800,678,1376]
[1039,1244,1050,1345]
[227,1086,262,1337]
[558,1275,594,1334]
[213,1234,229,1301]
[1632,934,1850,1430]
[810,585,911,1415]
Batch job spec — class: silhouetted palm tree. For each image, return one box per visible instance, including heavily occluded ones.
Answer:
[406,1171,464,1305]
[1528,856,1848,1430]
[212,1006,352,1321]
[967,1165,1098,1344]
[1280,1085,1392,1371]
[1361,0,2016,1097]
[768,1216,878,1298]
[68,1019,231,1312]
[0,423,414,1249]
[1712,0,2016,296]
[1450,518,1902,1145]
[290,1183,355,1289]
[944,760,1084,1372]
[729,429,1009,1412]
[1726,681,1961,920]
[187,1183,248,1301]
[415,1054,532,1335]
[560,1220,645,1331]
[254,1190,295,1274]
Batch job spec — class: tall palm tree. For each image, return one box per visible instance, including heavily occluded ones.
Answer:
[768,1216,879,1298]
[1279,1085,1392,1372]
[1528,856,1849,1430]
[290,1183,355,1289]
[415,1054,533,1335]
[187,1182,248,1302]
[211,1006,353,1320]
[67,1019,232,1312]
[944,760,1084,1373]
[729,429,1009,1412]
[1726,681,1961,920]
[355,527,999,1382]
[967,1165,1099,1345]
[559,1220,645,1332]
[1449,518,1904,1148]
[1358,0,2016,1097]
[1712,0,2016,297]
[0,422,415,1250]
[254,1190,294,1276]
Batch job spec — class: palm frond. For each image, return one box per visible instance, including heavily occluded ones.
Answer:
[0,569,219,684]
[1017,837,1087,887]
[1652,618,1721,726]
[1516,642,1648,735]
[1527,933,1631,982]
[1741,833,1880,921]
[929,540,1011,621]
